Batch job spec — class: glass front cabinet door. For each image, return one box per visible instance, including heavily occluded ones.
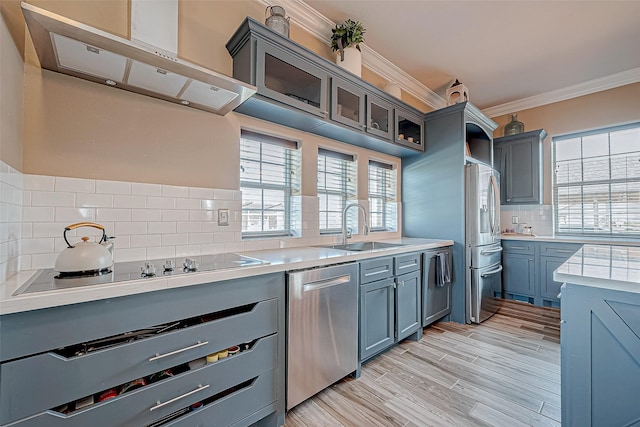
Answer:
[395,109,425,151]
[330,78,365,130]
[366,95,393,141]
[256,40,329,118]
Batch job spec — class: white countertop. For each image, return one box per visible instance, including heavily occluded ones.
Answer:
[501,233,640,246]
[554,244,640,294]
[0,238,452,315]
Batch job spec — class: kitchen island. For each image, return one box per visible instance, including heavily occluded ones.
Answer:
[554,244,640,427]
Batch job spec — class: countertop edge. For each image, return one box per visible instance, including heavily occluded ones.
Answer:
[0,238,453,315]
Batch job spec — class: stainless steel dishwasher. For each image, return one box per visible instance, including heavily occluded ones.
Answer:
[286,263,358,410]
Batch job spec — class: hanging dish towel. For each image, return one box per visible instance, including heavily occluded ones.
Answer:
[436,252,451,287]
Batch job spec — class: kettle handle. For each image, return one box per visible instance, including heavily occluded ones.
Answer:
[265,5,271,18]
[63,222,107,248]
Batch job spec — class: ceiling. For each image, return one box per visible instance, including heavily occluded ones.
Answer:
[303,0,640,111]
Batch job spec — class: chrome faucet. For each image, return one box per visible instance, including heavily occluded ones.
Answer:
[342,203,369,244]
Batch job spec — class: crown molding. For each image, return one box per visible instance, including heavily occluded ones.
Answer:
[256,0,447,110]
[482,66,640,118]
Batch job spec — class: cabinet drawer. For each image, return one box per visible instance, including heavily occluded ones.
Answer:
[6,334,278,427]
[0,300,278,425]
[394,252,421,276]
[539,242,581,257]
[360,257,393,284]
[164,369,277,427]
[502,240,535,255]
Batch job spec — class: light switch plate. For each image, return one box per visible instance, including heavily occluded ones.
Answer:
[512,216,519,224]
[218,209,229,226]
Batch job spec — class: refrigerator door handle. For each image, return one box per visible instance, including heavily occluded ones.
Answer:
[490,174,500,236]
[481,265,503,277]
[481,247,503,255]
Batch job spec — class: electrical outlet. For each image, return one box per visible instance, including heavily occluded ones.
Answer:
[218,209,230,226]
[512,216,519,224]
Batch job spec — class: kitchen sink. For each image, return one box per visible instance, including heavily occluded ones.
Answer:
[320,241,405,251]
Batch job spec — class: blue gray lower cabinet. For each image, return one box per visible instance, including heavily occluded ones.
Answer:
[501,240,582,307]
[0,273,286,427]
[359,253,422,363]
[561,283,640,426]
[422,247,453,326]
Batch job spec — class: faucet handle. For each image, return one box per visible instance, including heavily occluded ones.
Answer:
[363,224,369,235]
[346,228,352,239]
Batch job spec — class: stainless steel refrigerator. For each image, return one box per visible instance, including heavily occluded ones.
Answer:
[465,163,502,323]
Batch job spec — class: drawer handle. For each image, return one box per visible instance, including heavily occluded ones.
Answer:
[365,266,390,276]
[150,384,210,411]
[481,265,503,277]
[149,341,209,362]
[510,246,528,250]
[551,249,574,253]
[303,275,351,292]
[481,247,503,255]
[398,261,418,270]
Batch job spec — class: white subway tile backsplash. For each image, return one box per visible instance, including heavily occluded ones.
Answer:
[147,246,176,260]
[162,185,189,198]
[77,193,114,208]
[131,182,162,196]
[23,207,55,222]
[201,243,224,254]
[114,195,146,209]
[32,222,75,238]
[21,223,32,239]
[148,222,177,234]
[96,180,131,195]
[189,233,213,245]
[96,208,131,222]
[55,177,95,193]
[113,235,130,249]
[146,196,175,210]
[55,207,95,222]
[161,233,189,246]
[189,210,214,222]
[131,209,162,222]
[200,199,215,211]
[130,234,161,248]
[31,191,75,207]
[214,189,239,200]
[115,222,147,235]
[189,187,214,199]
[214,232,235,243]
[176,198,201,210]
[162,210,189,222]
[114,248,147,263]
[175,244,201,257]
[22,238,55,255]
[24,175,55,191]
[22,191,31,206]
[177,222,201,233]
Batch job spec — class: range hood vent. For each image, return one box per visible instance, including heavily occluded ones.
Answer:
[21,2,256,115]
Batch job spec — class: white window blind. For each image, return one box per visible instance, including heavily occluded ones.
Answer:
[368,160,398,231]
[240,130,301,237]
[553,123,640,236]
[317,148,357,233]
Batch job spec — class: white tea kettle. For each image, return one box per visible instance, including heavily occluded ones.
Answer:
[55,222,114,275]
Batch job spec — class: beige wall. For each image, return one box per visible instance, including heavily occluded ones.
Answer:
[2,0,409,192]
[0,2,24,171]
[491,82,640,204]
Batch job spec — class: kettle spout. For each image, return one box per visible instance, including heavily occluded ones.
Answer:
[101,236,116,256]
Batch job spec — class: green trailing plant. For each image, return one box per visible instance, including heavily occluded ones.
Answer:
[330,19,365,61]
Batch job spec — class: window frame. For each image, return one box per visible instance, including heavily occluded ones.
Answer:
[240,130,299,238]
[368,160,397,232]
[552,122,640,238]
[317,148,357,235]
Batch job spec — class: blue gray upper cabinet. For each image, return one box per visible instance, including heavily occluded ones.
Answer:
[226,17,425,157]
[494,129,547,205]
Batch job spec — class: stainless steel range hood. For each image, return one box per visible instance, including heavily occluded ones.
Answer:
[21,1,256,115]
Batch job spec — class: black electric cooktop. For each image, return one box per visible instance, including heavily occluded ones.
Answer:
[14,253,269,295]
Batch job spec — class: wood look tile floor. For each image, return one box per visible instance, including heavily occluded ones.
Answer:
[285,300,561,427]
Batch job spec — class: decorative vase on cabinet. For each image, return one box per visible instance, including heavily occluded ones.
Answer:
[335,46,362,77]
[504,113,524,136]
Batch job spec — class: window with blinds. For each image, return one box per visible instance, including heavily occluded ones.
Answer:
[240,130,301,237]
[317,148,357,233]
[368,160,398,231]
[553,123,640,236]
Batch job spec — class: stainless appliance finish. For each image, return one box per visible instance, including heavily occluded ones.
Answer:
[21,2,256,115]
[13,253,268,295]
[465,163,503,323]
[286,263,358,410]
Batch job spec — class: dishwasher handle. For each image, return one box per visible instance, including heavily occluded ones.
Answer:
[303,275,351,292]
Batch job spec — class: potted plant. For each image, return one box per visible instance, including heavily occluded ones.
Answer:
[330,19,365,76]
